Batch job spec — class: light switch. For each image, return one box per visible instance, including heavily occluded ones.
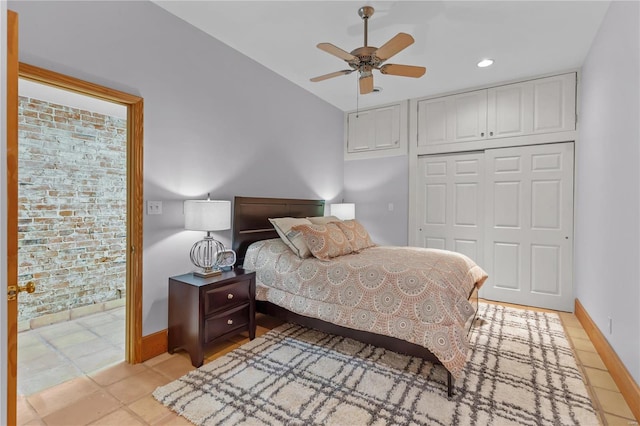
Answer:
[147,201,162,215]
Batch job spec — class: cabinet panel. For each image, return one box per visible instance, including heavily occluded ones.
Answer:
[487,82,533,138]
[347,110,375,152]
[417,97,448,146]
[374,105,400,149]
[532,73,576,134]
[450,91,487,142]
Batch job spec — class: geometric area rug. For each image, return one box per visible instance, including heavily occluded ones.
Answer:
[153,303,599,425]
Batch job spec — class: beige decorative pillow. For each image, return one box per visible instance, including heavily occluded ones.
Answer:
[334,219,375,252]
[291,223,353,260]
[306,215,341,225]
[268,217,312,258]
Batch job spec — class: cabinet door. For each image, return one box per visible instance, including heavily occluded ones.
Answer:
[347,104,401,153]
[487,82,534,138]
[347,110,375,152]
[416,152,484,266]
[482,142,574,312]
[373,104,401,150]
[532,73,576,134]
[417,97,448,146]
[449,90,488,142]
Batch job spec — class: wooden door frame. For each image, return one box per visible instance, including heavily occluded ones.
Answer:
[6,9,19,426]
[16,63,144,365]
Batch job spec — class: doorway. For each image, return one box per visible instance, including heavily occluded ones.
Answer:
[17,78,129,395]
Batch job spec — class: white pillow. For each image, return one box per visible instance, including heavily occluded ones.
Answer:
[306,215,341,225]
[268,217,313,258]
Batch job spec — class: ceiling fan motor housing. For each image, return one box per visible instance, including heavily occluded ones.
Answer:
[349,46,379,69]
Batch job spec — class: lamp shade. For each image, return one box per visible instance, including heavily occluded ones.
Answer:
[184,200,231,231]
[329,203,355,220]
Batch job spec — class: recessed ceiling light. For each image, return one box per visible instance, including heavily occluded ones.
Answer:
[477,59,494,68]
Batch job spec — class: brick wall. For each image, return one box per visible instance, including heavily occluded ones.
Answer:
[17,96,127,322]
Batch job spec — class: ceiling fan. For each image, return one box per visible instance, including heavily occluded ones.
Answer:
[310,6,426,95]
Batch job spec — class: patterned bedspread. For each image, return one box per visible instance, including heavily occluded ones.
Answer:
[243,238,488,379]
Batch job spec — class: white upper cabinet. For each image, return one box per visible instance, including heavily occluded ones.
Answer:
[451,90,488,142]
[417,97,448,146]
[415,73,576,152]
[532,73,576,134]
[345,101,408,160]
[347,109,376,152]
[487,81,534,138]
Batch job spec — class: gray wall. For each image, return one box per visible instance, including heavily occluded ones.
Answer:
[344,155,408,246]
[10,1,344,335]
[575,1,640,383]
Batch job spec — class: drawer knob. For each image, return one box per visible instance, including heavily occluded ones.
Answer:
[227,293,234,299]
[227,319,233,325]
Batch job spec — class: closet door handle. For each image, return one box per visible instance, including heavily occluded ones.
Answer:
[489,131,494,136]
[481,132,485,137]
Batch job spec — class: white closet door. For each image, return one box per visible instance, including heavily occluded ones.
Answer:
[482,142,574,311]
[416,152,484,265]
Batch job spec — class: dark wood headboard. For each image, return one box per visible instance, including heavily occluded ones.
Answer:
[232,196,325,267]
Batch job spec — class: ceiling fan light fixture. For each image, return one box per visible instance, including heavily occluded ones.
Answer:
[477,59,494,68]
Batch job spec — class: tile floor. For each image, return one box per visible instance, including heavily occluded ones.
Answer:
[16,304,638,426]
[18,306,125,396]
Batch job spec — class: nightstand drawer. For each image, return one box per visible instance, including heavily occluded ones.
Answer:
[204,280,250,314]
[204,304,250,343]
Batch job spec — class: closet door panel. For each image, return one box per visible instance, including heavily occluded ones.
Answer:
[416,152,484,266]
[492,242,521,290]
[483,142,574,311]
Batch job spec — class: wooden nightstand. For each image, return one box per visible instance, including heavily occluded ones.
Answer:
[168,269,256,367]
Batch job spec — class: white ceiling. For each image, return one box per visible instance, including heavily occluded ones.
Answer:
[154,1,611,112]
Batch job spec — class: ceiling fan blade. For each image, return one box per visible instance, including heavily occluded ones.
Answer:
[379,64,426,78]
[317,43,359,63]
[375,33,415,61]
[359,74,374,95]
[310,70,354,82]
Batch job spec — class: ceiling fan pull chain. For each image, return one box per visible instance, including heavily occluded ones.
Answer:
[356,76,360,117]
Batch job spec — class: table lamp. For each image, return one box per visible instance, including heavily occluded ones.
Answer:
[184,196,231,277]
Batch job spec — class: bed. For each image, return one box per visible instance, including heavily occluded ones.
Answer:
[231,196,488,396]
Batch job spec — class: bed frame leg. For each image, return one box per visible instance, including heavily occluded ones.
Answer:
[447,371,454,398]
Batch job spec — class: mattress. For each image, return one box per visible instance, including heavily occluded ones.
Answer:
[243,238,488,379]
